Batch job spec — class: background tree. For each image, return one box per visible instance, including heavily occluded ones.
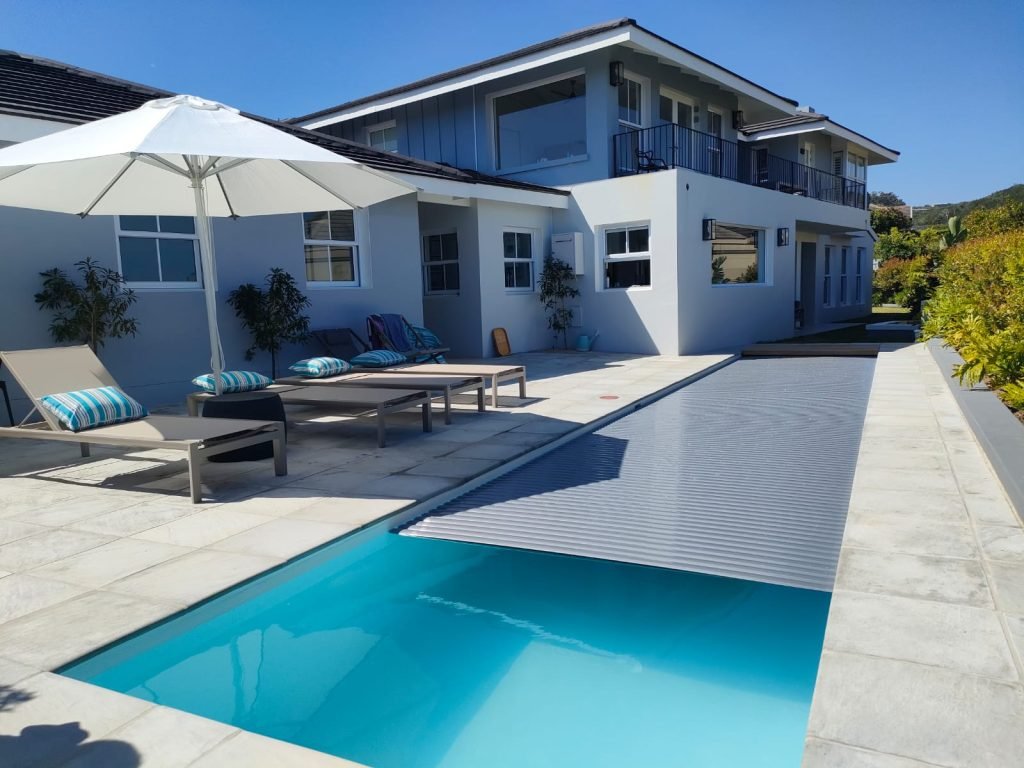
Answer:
[870,191,906,207]
[870,206,912,232]
[35,258,139,353]
[227,268,310,378]
[875,227,926,262]
[538,255,580,349]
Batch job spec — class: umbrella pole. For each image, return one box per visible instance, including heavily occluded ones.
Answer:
[191,163,226,396]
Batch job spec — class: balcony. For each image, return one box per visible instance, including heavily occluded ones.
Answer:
[612,124,867,209]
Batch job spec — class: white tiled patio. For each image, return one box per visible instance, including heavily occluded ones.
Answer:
[0,351,728,767]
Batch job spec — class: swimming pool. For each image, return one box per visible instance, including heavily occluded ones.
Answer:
[64,531,830,767]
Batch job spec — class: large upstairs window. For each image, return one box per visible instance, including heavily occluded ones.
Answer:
[493,73,586,171]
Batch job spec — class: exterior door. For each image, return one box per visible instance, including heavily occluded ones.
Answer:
[658,91,693,168]
[707,109,723,176]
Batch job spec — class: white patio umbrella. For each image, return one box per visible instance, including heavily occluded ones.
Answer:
[0,94,414,393]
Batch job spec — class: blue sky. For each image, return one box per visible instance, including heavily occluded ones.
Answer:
[3,0,1022,205]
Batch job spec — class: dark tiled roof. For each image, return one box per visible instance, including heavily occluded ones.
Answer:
[288,18,799,124]
[0,50,567,196]
[740,113,828,134]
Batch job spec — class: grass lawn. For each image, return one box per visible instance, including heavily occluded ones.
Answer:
[771,307,917,344]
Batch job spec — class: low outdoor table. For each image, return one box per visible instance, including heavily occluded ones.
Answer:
[198,390,286,462]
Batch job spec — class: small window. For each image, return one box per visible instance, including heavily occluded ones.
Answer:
[855,247,866,303]
[367,121,398,153]
[604,224,651,289]
[303,210,360,285]
[840,246,850,304]
[502,231,534,290]
[423,232,460,294]
[823,246,833,306]
[711,224,764,284]
[117,216,200,286]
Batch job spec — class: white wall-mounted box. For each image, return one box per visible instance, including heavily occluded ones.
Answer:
[551,231,584,275]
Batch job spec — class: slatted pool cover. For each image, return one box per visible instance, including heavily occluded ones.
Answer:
[400,356,876,591]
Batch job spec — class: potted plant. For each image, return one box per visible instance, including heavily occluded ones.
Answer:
[227,268,311,378]
[35,258,139,352]
[538,255,580,349]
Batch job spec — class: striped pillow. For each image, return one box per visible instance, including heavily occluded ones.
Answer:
[406,325,447,363]
[39,386,148,432]
[191,371,272,393]
[350,349,407,368]
[288,357,351,378]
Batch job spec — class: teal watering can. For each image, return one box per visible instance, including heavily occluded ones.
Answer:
[575,330,600,352]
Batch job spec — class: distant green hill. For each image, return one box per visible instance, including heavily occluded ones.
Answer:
[914,184,1024,227]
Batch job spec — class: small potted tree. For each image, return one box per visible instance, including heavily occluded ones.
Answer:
[227,268,311,378]
[35,258,139,352]
[538,255,581,349]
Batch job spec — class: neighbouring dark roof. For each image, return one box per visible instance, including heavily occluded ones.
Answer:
[0,49,568,196]
[740,113,828,134]
[288,18,799,124]
[740,111,900,157]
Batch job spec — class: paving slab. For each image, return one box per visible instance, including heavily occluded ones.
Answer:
[30,538,191,589]
[835,548,992,607]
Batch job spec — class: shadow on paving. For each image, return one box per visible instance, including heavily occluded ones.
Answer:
[0,684,139,768]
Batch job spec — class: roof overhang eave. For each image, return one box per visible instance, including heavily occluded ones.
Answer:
[391,172,569,208]
[298,25,799,129]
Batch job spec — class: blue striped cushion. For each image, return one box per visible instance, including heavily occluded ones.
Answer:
[350,349,407,368]
[406,325,447,363]
[39,386,148,432]
[191,371,272,393]
[288,357,351,378]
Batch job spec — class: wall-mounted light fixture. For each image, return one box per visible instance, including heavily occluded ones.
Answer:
[732,110,745,130]
[702,219,717,241]
[609,61,624,87]
[777,227,790,247]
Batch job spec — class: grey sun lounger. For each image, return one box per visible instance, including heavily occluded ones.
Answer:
[368,363,527,408]
[275,373,486,425]
[0,346,286,503]
[187,384,432,448]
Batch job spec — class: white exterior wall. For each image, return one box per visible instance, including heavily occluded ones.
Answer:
[553,171,680,354]
[474,200,553,356]
[419,202,485,357]
[675,169,871,352]
[0,194,423,417]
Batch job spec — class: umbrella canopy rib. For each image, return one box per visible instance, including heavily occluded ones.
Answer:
[280,160,360,209]
[79,156,137,217]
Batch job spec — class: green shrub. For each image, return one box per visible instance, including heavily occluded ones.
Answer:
[963,201,1024,238]
[923,230,1024,409]
[872,255,932,313]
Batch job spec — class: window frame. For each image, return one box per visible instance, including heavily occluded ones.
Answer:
[855,246,866,304]
[617,71,650,131]
[823,246,834,307]
[710,223,767,286]
[501,227,536,292]
[601,222,651,291]
[487,68,588,174]
[114,216,202,290]
[421,230,461,296]
[366,119,398,153]
[840,246,850,305]
[301,209,369,289]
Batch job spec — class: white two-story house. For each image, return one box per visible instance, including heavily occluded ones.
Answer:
[0,19,897,414]
[292,18,898,356]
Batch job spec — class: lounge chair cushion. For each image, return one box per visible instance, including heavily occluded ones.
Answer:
[406,326,447,363]
[192,371,272,394]
[350,349,407,368]
[288,356,352,378]
[39,386,148,432]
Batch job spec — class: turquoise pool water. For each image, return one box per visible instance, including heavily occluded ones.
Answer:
[64,532,830,768]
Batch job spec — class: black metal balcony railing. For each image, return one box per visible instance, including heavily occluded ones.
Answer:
[612,124,868,209]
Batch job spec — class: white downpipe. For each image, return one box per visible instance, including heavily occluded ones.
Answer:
[191,158,226,395]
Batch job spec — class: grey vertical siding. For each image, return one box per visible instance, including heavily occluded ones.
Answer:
[401,356,876,591]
